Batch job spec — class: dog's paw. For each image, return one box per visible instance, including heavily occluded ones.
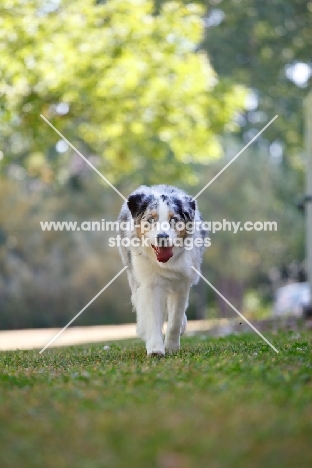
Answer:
[146,341,165,357]
[165,340,180,354]
[147,351,165,358]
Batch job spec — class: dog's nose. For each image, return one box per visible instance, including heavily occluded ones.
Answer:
[157,233,169,240]
[156,233,169,246]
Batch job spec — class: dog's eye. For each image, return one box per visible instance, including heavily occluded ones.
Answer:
[147,217,154,223]
[170,216,179,224]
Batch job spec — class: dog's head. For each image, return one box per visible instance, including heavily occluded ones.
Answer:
[127,186,196,263]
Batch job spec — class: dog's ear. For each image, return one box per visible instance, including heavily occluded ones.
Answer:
[187,196,196,213]
[182,195,196,221]
[127,191,152,219]
[183,196,196,221]
[173,196,196,222]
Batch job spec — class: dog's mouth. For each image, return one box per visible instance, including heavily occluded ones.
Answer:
[151,245,173,263]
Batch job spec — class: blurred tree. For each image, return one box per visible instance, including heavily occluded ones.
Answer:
[0,176,132,330]
[202,0,311,169]
[196,0,310,313]
[189,141,305,317]
[156,0,311,168]
[0,0,246,185]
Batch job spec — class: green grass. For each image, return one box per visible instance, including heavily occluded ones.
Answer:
[0,331,311,468]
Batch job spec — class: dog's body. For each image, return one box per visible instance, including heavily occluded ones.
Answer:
[118,185,208,356]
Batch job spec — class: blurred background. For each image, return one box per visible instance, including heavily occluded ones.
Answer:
[0,0,311,330]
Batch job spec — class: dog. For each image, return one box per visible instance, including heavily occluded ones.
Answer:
[118,184,209,356]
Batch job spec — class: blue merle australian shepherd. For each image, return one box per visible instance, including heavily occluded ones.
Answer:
[118,185,209,356]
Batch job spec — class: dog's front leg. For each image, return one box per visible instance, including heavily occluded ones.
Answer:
[136,284,165,356]
[165,284,190,353]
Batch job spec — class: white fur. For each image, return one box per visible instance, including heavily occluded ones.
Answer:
[131,249,197,355]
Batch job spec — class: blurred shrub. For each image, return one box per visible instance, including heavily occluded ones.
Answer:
[0,177,132,329]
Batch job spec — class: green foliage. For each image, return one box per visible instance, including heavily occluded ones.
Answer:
[0,0,245,183]
[0,332,311,467]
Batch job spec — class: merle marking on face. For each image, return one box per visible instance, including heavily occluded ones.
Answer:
[127,191,154,220]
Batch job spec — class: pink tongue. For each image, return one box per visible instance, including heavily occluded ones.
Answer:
[156,246,173,263]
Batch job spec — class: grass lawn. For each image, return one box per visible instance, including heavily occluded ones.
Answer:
[0,331,311,468]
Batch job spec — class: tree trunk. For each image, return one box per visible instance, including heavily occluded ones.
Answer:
[216,277,244,318]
